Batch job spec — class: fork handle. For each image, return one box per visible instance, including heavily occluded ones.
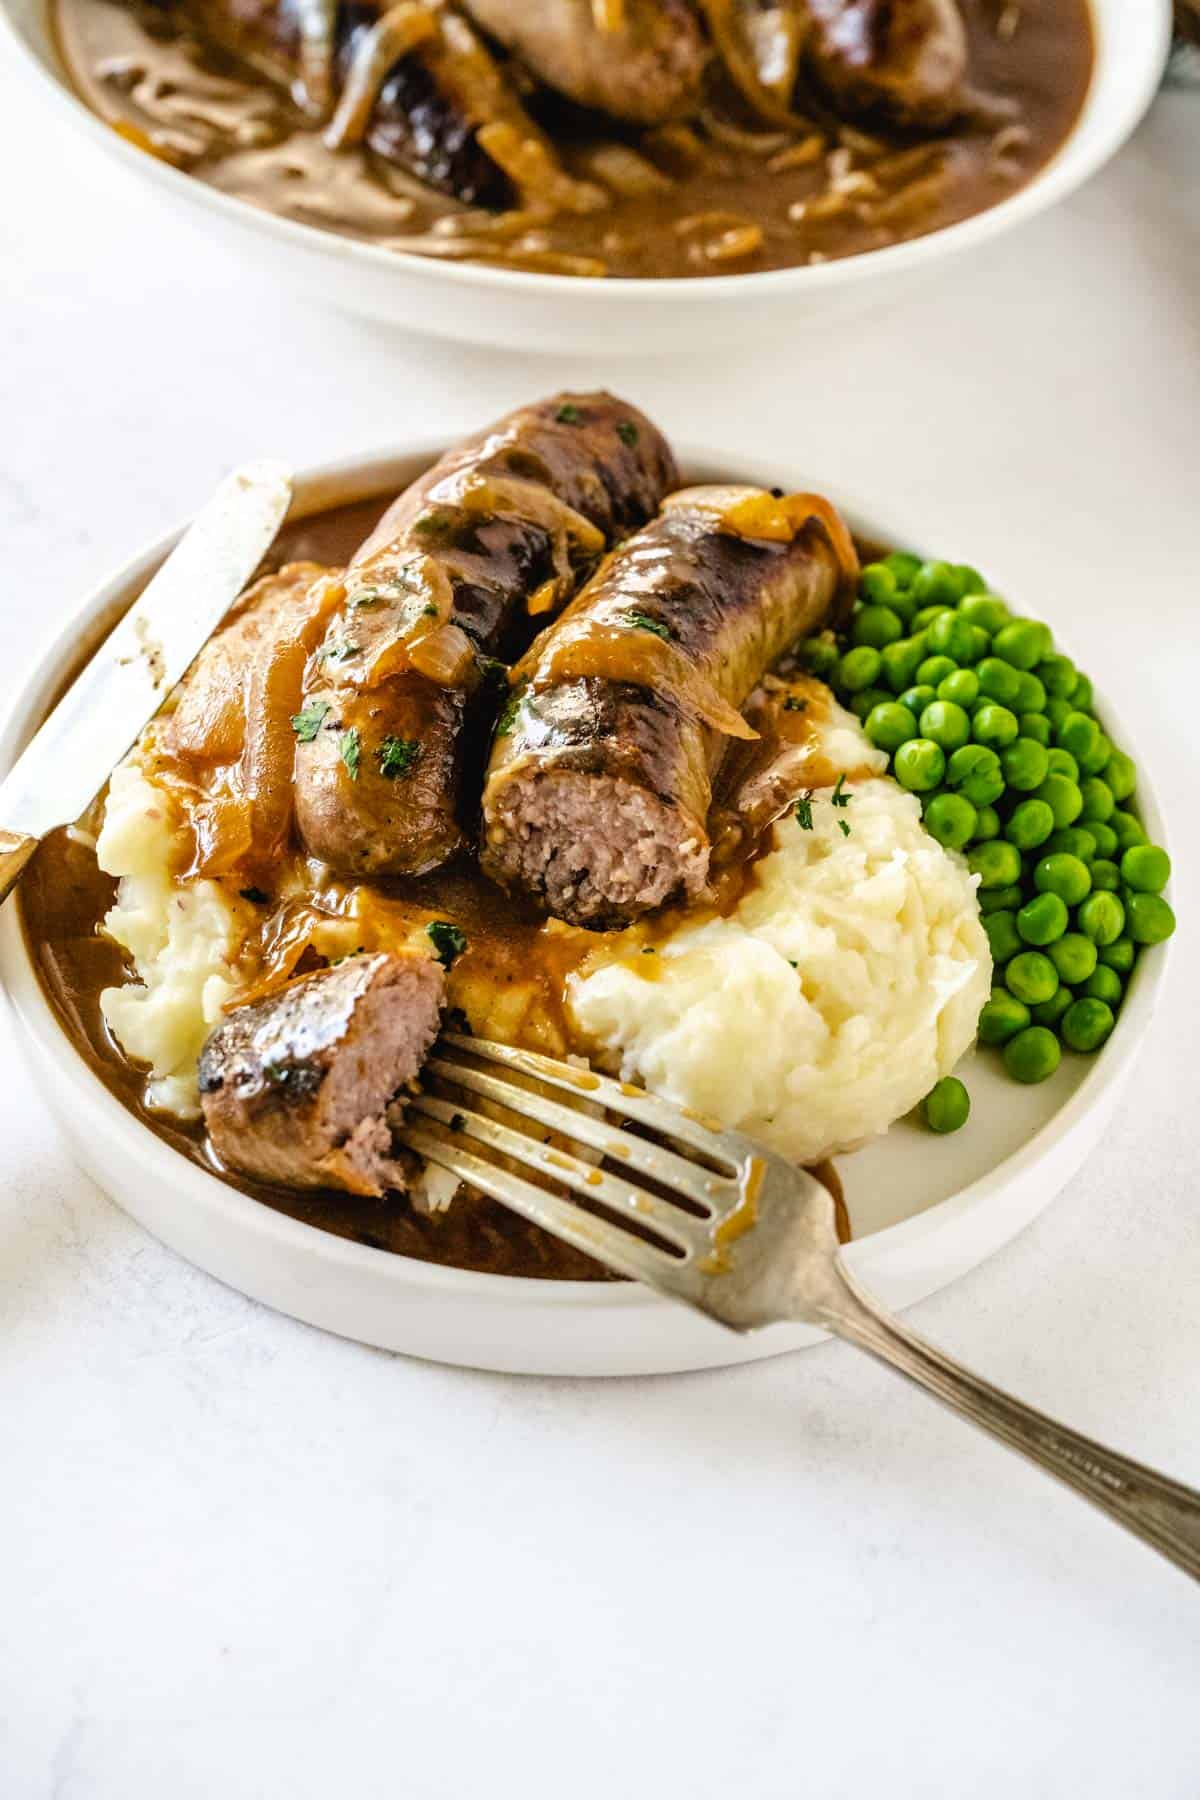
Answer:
[823,1261,1200,1582]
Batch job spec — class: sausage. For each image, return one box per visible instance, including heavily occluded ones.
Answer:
[479,485,858,929]
[292,392,678,878]
[460,0,709,126]
[198,949,444,1194]
[800,0,968,129]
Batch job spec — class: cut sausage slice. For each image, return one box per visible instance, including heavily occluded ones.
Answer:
[292,391,677,878]
[479,485,857,929]
[198,950,444,1195]
[801,0,969,129]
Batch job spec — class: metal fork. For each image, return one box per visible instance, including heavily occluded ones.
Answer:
[402,1034,1200,1582]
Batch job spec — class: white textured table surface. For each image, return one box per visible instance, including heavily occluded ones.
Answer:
[3,61,1199,1798]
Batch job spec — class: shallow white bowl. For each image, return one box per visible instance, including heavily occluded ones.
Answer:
[0,441,1172,1374]
[1,0,1170,352]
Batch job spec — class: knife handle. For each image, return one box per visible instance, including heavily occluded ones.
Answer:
[0,830,40,905]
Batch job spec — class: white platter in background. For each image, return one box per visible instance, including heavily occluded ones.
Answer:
[0,0,1171,352]
[0,442,1172,1374]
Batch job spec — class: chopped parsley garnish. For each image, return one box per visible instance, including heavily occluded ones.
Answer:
[421,602,439,617]
[831,773,852,809]
[477,655,509,691]
[616,419,639,448]
[495,683,526,735]
[323,639,361,663]
[291,700,329,742]
[239,886,271,905]
[376,734,421,780]
[330,947,364,965]
[838,819,852,837]
[339,728,361,781]
[783,695,808,713]
[795,790,815,831]
[414,510,454,539]
[427,920,468,967]
[623,610,673,640]
[555,402,582,425]
[347,587,385,609]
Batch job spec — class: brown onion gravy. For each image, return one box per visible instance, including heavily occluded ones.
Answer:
[21,493,852,1281]
[53,0,1093,280]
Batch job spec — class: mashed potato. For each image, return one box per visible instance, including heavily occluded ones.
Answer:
[570,778,991,1166]
[97,761,249,1117]
[96,698,990,1162]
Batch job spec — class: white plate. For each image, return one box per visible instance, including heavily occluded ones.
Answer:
[0,0,1170,352]
[0,442,1172,1374]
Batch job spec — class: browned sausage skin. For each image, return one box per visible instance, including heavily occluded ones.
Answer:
[802,0,969,130]
[480,485,858,929]
[292,392,678,878]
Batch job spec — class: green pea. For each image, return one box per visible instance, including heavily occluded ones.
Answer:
[884,551,922,586]
[1001,737,1049,792]
[978,988,1030,1045]
[1071,673,1094,712]
[1019,712,1052,747]
[973,703,1019,749]
[858,562,897,606]
[972,805,1001,842]
[1046,826,1096,863]
[917,654,957,689]
[1033,774,1083,828]
[954,565,988,597]
[959,593,1009,634]
[1111,810,1147,852]
[880,637,928,694]
[1076,777,1113,824]
[1089,859,1121,892]
[799,635,840,679]
[913,605,953,635]
[983,909,1021,964]
[1126,893,1176,946]
[993,618,1051,671]
[1088,821,1118,859]
[923,791,977,850]
[1056,710,1100,762]
[1045,747,1079,781]
[1044,697,1073,734]
[1049,932,1097,985]
[898,684,936,717]
[1036,654,1077,700]
[888,585,920,625]
[893,738,945,793]
[1034,852,1091,906]
[1006,952,1059,1006]
[838,645,882,693]
[1013,671,1047,714]
[923,1076,970,1134]
[849,688,889,721]
[1121,844,1171,893]
[1061,997,1114,1053]
[968,839,1022,890]
[975,657,1021,705]
[1078,891,1125,946]
[1005,799,1055,851]
[853,604,904,649]
[911,561,962,608]
[978,883,1023,916]
[1078,730,1111,776]
[920,700,971,753]
[1003,1025,1062,1084]
[1031,987,1074,1029]
[1017,892,1069,947]
[925,611,980,664]
[947,743,1005,808]
[1084,965,1123,1006]
[1105,750,1137,804]
[938,668,979,708]
[1099,938,1136,974]
[865,701,918,753]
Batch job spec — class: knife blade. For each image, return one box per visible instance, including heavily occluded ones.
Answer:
[0,459,294,903]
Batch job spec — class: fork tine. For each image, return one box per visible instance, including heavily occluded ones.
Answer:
[440,1033,741,1170]
[403,1125,682,1286]
[424,1051,732,1211]
[407,1093,706,1254]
